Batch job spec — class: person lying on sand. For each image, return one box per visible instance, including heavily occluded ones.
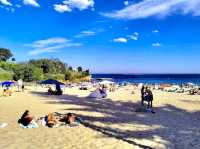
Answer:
[46,113,57,128]
[18,110,38,128]
[59,113,82,126]
[38,112,82,127]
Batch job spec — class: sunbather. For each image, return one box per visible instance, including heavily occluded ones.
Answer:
[18,110,38,128]
[60,113,82,125]
[46,113,57,128]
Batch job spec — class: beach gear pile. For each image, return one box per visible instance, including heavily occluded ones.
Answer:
[88,88,107,98]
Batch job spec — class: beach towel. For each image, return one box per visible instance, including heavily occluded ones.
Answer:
[20,120,38,128]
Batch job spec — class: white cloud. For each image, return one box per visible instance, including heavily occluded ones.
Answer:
[64,0,94,10]
[128,35,138,40]
[15,4,22,8]
[54,0,94,13]
[0,5,15,12]
[27,37,82,55]
[23,0,40,7]
[31,37,69,48]
[75,30,96,38]
[152,30,159,33]
[0,0,12,6]
[54,4,72,13]
[113,37,127,43]
[134,32,139,36]
[103,0,200,20]
[124,1,129,6]
[127,32,139,40]
[152,42,162,47]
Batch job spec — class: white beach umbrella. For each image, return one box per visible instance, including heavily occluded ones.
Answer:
[99,80,115,85]
[138,83,143,89]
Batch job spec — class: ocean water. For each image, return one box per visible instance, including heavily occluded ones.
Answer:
[92,74,200,85]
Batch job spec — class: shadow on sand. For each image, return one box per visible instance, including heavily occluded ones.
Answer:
[30,91,200,149]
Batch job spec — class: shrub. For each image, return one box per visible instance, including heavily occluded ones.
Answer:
[0,72,13,81]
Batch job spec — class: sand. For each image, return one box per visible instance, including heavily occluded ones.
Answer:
[0,85,200,149]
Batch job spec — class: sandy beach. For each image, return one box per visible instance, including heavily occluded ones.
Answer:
[0,85,200,149]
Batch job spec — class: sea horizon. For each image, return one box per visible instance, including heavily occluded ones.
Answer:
[92,73,200,85]
[92,73,200,75]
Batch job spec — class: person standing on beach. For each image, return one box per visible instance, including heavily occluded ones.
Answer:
[141,85,145,106]
[146,87,153,109]
[17,79,23,92]
[141,86,155,113]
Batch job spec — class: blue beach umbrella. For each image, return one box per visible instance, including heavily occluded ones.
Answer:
[1,81,15,87]
[39,79,65,85]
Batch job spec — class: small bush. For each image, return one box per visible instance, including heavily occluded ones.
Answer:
[0,72,13,81]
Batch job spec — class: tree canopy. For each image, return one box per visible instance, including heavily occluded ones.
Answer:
[0,48,13,61]
[0,48,90,82]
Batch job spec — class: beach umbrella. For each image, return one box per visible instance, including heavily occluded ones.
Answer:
[99,80,115,85]
[187,82,195,86]
[39,79,65,85]
[1,81,15,87]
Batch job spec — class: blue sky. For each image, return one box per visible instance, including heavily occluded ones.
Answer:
[0,0,200,73]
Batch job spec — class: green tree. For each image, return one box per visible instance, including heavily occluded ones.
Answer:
[11,58,16,61]
[32,66,44,81]
[77,66,82,72]
[85,69,90,76]
[65,71,72,81]
[0,48,13,61]
[41,63,49,73]
[13,64,43,82]
[68,66,73,71]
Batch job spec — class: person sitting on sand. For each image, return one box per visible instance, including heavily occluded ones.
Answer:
[55,84,63,95]
[48,87,54,95]
[46,113,57,128]
[18,110,38,128]
[3,85,12,96]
